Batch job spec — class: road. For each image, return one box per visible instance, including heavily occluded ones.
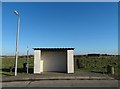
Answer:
[2,80,119,87]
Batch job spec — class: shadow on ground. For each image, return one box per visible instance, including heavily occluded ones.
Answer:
[1,68,33,76]
[91,71,107,74]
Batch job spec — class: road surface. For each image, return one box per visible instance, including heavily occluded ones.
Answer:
[2,80,119,87]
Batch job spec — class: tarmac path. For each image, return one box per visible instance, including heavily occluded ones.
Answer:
[2,80,119,87]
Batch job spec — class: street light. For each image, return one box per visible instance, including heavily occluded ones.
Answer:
[14,10,20,76]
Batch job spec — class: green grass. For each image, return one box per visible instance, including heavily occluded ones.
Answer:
[1,56,119,78]
[2,57,34,69]
[75,56,119,78]
[2,57,34,75]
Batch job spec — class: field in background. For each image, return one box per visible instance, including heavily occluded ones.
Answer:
[1,56,119,78]
[1,57,34,75]
[74,56,119,78]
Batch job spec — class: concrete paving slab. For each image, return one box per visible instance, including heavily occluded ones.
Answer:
[2,71,115,82]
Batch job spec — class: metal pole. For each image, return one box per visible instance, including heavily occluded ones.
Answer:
[26,46,29,74]
[15,13,20,76]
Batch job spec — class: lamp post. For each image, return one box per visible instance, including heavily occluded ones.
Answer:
[14,10,20,76]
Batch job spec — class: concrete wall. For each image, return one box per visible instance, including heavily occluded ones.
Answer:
[34,50,41,74]
[41,50,67,72]
[40,60,43,72]
[67,50,74,73]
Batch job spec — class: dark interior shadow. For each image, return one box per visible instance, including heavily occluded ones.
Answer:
[41,71,67,75]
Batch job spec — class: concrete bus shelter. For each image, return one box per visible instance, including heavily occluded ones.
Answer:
[33,48,74,74]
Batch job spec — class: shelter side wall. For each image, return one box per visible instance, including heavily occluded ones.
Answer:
[67,50,74,73]
[34,50,41,74]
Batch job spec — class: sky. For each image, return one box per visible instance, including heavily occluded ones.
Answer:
[2,2,118,55]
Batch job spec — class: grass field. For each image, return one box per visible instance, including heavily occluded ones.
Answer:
[75,56,119,78]
[2,57,34,69]
[1,57,34,75]
[1,56,119,78]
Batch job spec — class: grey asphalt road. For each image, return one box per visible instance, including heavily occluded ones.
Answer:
[2,80,119,87]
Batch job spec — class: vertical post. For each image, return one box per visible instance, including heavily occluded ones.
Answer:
[67,50,74,73]
[34,50,41,74]
[15,15,20,76]
[26,46,29,74]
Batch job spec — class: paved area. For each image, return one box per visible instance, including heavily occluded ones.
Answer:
[2,71,114,82]
[2,80,119,87]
